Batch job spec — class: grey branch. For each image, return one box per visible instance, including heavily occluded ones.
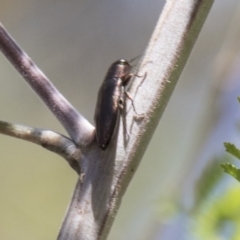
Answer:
[0,0,214,239]
[0,23,94,147]
[0,120,81,174]
[58,1,214,240]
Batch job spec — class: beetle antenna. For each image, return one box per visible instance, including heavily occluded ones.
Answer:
[129,54,142,64]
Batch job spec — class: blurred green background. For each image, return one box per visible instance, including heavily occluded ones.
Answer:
[1,1,240,239]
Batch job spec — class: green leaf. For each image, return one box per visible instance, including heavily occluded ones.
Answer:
[238,97,240,103]
[224,142,240,160]
[220,163,240,182]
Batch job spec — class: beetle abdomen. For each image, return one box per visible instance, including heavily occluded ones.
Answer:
[94,77,122,149]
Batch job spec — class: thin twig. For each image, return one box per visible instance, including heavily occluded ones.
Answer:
[0,120,81,174]
[0,23,94,147]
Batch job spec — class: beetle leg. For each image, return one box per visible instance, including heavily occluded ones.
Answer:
[120,99,130,145]
[124,91,145,116]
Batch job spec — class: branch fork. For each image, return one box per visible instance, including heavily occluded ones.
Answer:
[0,1,214,239]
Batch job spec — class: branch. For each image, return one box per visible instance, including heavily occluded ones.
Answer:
[58,0,214,240]
[0,23,94,147]
[0,120,81,174]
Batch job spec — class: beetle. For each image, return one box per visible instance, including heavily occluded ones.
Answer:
[94,59,133,150]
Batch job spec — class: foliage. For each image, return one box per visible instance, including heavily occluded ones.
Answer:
[221,143,240,182]
[192,186,240,240]
[221,99,240,182]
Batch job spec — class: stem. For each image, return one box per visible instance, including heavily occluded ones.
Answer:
[58,0,214,240]
[0,120,81,173]
[0,23,94,147]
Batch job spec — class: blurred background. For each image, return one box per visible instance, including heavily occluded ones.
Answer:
[1,0,240,239]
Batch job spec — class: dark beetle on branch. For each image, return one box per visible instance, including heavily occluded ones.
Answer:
[94,59,133,150]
